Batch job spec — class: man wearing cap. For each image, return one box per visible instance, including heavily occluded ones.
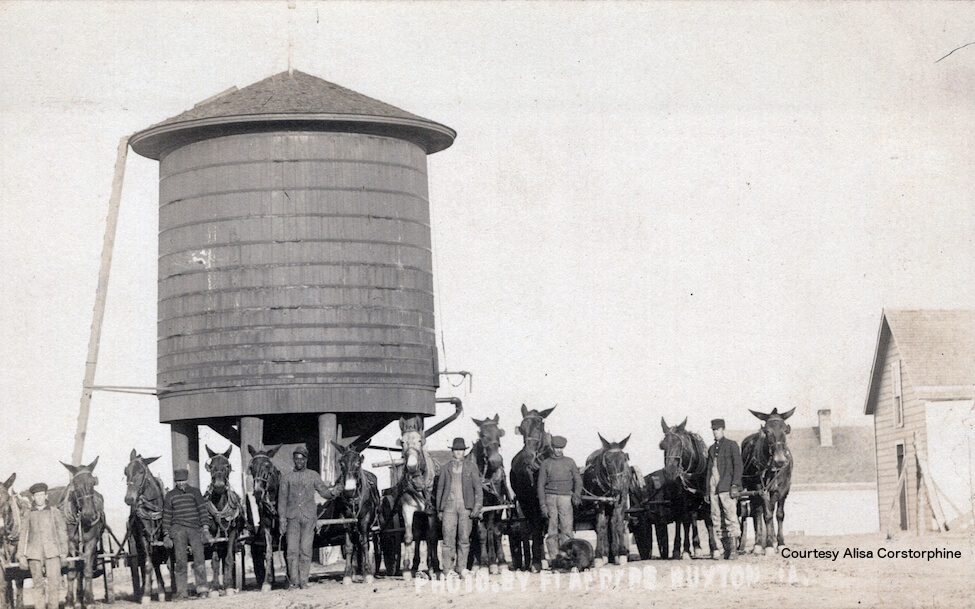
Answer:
[162,469,209,599]
[537,436,582,565]
[278,445,340,589]
[18,482,69,609]
[706,419,743,560]
[435,438,482,577]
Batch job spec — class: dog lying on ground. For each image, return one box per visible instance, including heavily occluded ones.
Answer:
[549,538,595,571]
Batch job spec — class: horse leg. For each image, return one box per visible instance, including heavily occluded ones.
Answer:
[592,508,607,568]
[362,519,375,584]
[775,496,787,549]
[224,537,237,594]
[612,505,628,565]
[400,504,416,579]
[342,529,354,585]
[84,543,96,607]
[655,523,668,560]
[152,551,167,602]
[703,509,718,557]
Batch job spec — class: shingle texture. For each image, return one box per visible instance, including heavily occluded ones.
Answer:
[883,309,975,388]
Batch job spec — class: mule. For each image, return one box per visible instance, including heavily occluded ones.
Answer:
[469,415,510,574]
[508,404,555,572]
[0,473,22,609]
[59,458,106,608]
[739,407,794,556]
[330,440,380,585]
[203,446,243,596]
[245,444,282,592]
[390,416,439,580]
[659,417,718,559]
[123,450,170,603]
[629,467,681,560]
[581,434,632,567]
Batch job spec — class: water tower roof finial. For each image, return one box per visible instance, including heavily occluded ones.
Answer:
[130,70,455,159]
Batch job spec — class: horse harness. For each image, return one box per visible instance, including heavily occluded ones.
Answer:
[744,426,792,496]
[665,431,708,495]
[585,448,631,503]
[249,454,280,519]
[128,459,164,541]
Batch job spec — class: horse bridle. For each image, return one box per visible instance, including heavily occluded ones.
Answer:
[519,415,548,470]
[249,454,279,514]
[664,431,706,493]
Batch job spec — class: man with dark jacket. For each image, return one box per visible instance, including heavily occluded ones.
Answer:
[19,483,69,609]
[705,419,743,560]
[537,436,582,564]
[435,438,483,577]
[278,445,340,589]
[162,469,209,599]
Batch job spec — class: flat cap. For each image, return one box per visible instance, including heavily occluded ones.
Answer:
[551,436,567,449]
[28,482,48,494]
[173,469,189,482]
[710,419,726,430]
[293,445,310,457]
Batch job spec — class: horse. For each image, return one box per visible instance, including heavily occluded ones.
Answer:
[581,434,632,567]
[245,444,282,592]
[123,450,170,603]
[389,416,439,580]
[1,473,22,609]
[739,407,794,556]
[59,458,106,609]
[508,404,555,572]
[629,467,681,560]
[203,446,243,596]
[659,417,718,559]
[329,439,380,585]
[469,415,510,574]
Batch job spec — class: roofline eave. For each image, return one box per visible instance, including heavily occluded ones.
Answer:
[863,309,890,416]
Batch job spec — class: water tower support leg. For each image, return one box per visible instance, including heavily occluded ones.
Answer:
[171,422,201,488]
[319,414,338,484]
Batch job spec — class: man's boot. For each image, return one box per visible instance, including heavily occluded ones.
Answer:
[728,537,739,560]
[721,537,731,560]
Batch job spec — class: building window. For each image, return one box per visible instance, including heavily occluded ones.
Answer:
[892,360,904,428]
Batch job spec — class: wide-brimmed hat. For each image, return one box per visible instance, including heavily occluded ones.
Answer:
[293,445,310,457]
[450,438,468,451]
[551,436,567,449]
[28,482,48,494]
[173,469,189,482]
[711,419,726,430]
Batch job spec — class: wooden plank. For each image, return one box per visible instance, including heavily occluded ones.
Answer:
[71,136,129,466]
[885,462,908,539]
[913,433,948,532]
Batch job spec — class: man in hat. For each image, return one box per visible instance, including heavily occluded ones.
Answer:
[537,436,582,565]
[705,418,743,560]
[435,438,482,577]
[18,482,69,609]
[162,469,209,599]
[278,445,340,589]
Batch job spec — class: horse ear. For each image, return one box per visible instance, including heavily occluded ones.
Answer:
[223,446,233,459]
[396,438,403,447]
[785,424,792,434]
[330,440,347,454]
[749,409,769,422]
[780,407,796,421]
[498,428,505,437]
[514,426,522,436]
[206,446,217,459]
[660,417,669,434]
[144,456,160,466]
[493,413,500,423]
[398,417,407,432]
[521,404,529,418]
[61,461,78,476]
[358,439,371,452]
[87,456,99,472]
[130,449,138,461]
[3,473,15,488]
[247,445,257,457]
[598,434,611,451]
[205,461,212,472]
[471,417,483,428]
[539,406,556,419]
[677,417,687,433]
[267,445,282,458]
[619,434,631,449]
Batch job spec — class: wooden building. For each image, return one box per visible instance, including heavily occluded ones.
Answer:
[863,309,975,533]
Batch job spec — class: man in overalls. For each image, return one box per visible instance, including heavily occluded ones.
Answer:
[435,438,482,577]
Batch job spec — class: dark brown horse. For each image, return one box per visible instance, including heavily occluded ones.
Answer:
[245,444,282,592]
[469,415,510,574]
[203,446,242,596]
[582,434,632,567]
[390,416,439,580]
[629,467,681,560]
[330,439,380,585]
[508,404,555,572]
[123,450,170,603]
[59,458,106,608]
[739,407,794,556]
[0,473,22,609]
[659,418,717,559]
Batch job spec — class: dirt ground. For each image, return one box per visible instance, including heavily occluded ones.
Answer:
[21,530,975,609]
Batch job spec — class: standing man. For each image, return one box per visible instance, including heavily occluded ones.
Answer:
[435,438,482,578]
[537,436,582,565]
[18,482,69,609]
[162,469,209,599]
[706,418,743,560]
[278,445,339,589]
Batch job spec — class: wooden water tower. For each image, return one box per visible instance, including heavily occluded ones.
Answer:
[129,70,455,486]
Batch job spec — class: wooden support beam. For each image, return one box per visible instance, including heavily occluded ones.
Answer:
[319,414,338,484]
[171,422,200,489]
[208,420,241,447]
[885,462,909,540]
[913,432,949,532]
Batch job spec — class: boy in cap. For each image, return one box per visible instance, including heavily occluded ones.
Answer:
[706,418,743,559]
[537,436,582,565]
[162,469,209,598]
[435,438,482,577]
[278,445,340,589]
[19,482,69,609]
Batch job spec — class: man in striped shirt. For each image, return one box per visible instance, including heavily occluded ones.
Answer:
[162,469,209,599]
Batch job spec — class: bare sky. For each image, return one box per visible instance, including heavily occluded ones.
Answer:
[1,2,973,527]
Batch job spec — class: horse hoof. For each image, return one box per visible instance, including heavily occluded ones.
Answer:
[364,575,374,584]
[261,584,272,593]
[593,558,605,569]
[541,559,549,571]
[342,576,353,586]
[209,590,220,599]
[618,556,628,566]
[139,598,148,605]
[226,588,236,595]
[489,565,498,575]
[681,552,691,561]
[500,564,509,572]
[402,572,413,582]
[753,545,763,555]
[711,550,722,560]
[765,547,776,557]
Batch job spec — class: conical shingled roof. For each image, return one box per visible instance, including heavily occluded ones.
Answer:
[130,70,455,159]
